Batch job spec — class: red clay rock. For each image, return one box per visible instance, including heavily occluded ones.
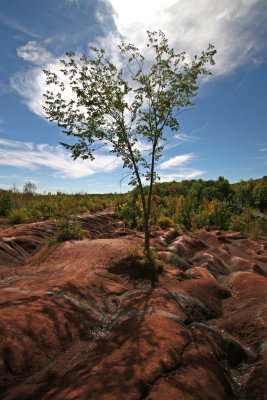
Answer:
[209,271,267,351]
[77,211,121,239]
[156,251,192,271]
[244,347,267,400]
[187,266,216,280]
[168,235,207,258]
[0,221,56,266]
[0,219,266,399]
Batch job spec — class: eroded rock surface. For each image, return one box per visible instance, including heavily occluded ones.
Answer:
[0,221,266,399]
[0,221,56,267]
[0,211,126,268]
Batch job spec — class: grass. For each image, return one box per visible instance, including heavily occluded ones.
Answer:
[29,238,59,266]
[29,219,85,266]
[55,218,84,242]
[126,247,164,284]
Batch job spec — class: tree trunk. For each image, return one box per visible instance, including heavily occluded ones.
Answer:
[144,213,150,253]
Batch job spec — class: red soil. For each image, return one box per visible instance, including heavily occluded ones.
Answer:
[0,215,266,399]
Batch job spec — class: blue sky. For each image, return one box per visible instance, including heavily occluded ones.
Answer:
[0,0,266,194]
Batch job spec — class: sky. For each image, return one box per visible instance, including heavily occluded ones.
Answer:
[0,0,266,194]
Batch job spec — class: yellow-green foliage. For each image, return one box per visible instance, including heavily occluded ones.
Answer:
[127,247,163,283]
[157,215,173,229]
[55,219,84,242]
[0,190,13,216]
[1,176,266,238]
[249,219,262,239]
[9,208,33,224]
[4,191,123,225]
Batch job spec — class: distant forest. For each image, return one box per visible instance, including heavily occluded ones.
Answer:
[0,176,266,238]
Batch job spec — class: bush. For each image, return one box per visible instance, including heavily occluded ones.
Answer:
[157,215,173,229]
[56,218,84,242]
[0,191,13,216]
[117,196,143,228]
[249,220,262,239]
[8,208,32,224]
[126,248,163,284]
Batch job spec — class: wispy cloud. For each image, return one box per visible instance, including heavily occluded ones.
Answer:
[157,152,205,181]
[159,153,195,169]
[0,13,39,38]
[173,133,194,143]
[159,168,207,182]
[11,0,267,121]
[0,120,4,133]
[0,138,34,150]
[103,0,267,76]
[0,174,38,181]
[0,139,122,179]
[165,132,198,150]
[17,41,53,66]
[0,81,13,96]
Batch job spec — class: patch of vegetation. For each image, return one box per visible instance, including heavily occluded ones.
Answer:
[116,176,267,237]
[157,215,173,229]
[0,190,12,217]
[8,208,33,225]
[55,218,85,242]
[1,175,266,240]
[29,238,59,266]
[126,248,163,284]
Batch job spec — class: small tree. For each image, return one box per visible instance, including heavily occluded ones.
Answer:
[23,181,37,196]
[43,31,216,253]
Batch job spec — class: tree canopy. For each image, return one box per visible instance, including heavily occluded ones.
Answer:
[43,30,216,252]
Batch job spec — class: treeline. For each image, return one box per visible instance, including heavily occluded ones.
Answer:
[116,176,267,237]
[0,183,124,225]
[0,176,266,237]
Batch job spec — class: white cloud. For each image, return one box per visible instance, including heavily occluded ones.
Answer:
[102,0,266,76]
[134,138,152,153]
[0,13,39,38]
[164,132,198,150]
[157,153,205,180]
[10,54,77,117]
[0,119,4,133]
[10,67,47,117]
[0,174,38,182]
[159,168,207,182]
[0,183,14,190]
[11,0,267,121]
[0,138,34,150]
[159,153,195,169]
[173,133,193,142]
[17,41,53,66]
[0,139,121,179]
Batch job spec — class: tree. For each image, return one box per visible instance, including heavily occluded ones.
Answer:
[43,30,216,253]
[23,181,37,196]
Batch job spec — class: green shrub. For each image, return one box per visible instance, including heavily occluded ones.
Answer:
[249,220,262,239]
[136,216,144,231]
[127,248,163,283]
[0,191,13,216]
[8,208,32,224]
[56,218,84,242]
[157,215,173,229]
[117,196,143,228]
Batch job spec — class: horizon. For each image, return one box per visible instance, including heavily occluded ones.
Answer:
[1,175,266,196]
[0,0,266,194]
